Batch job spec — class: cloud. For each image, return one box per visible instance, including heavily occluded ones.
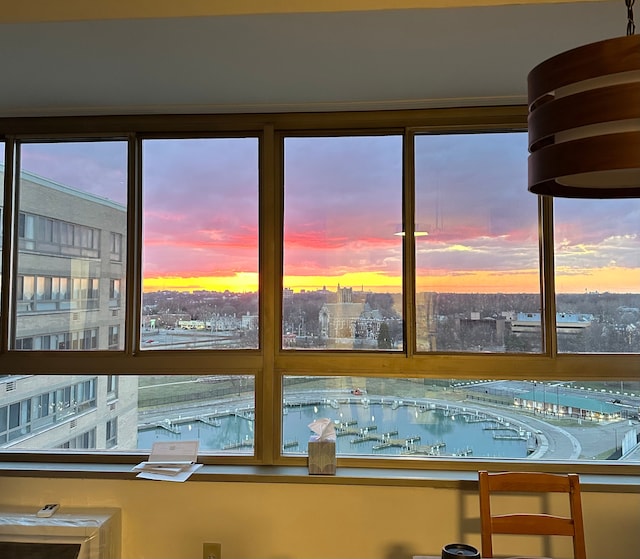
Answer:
[9,133,639,294]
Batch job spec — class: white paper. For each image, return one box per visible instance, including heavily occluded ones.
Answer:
[146,440,199,464]
[135,463,203,482]
[132,462,187,475]
[133,440,201,481]
[308,418,336,441]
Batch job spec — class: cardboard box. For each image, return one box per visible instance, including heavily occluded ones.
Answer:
[308,440,336,475]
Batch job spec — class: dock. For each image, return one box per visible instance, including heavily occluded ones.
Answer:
[197,416,221,427]
[372,435,421,450]
[148,420,180,434]
[401,442,446,456]
[222,439,254,450]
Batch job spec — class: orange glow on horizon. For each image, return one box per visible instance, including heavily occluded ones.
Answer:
[554,266,640,294]
[144,272,259,293]
[143,266,639,294]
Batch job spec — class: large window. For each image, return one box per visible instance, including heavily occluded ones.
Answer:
[554,198,640,353]
[0,374,255,454]
[141,138,259,350]
[283,136,403,350]
[1,142,4,297]
[0,109,638,469]
[282,376,640,461]
[415,132,541,353]
[12,141,127,350]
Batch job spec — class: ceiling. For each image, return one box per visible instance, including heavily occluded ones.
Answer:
[0,1,627,117]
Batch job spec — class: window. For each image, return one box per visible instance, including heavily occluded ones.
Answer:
[283,135,403,350]
[18,212,101,258]
[12,141,127,350]
[109,279,121,308]
[554,198,640,353]
[110,232,123,262]
[415,133,541,353]
[0,377,95,445]
[0,374,255,453]
[106,418,118,448]
[59,428,97,450]
[0,109,637,469]
[0,142,3,262]
[141,138,259,350]
[107,375,118,397]
[14,338,33,350]
[108,326,121,350]
[16,274,97,314]
[282,376,640,461]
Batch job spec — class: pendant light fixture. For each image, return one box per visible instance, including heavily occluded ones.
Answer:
[527,0,640,198]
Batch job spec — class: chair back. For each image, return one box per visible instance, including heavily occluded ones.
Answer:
[478,470,586,559]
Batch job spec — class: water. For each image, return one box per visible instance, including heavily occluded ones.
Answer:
[283,401,528,458]
[138,414,255,452]
[138,401,529,458]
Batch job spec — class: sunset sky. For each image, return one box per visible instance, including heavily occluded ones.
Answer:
[10,133,640,295]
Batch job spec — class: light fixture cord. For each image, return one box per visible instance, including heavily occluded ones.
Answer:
[627,0,636,35]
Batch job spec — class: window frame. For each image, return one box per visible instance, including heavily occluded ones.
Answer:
[0,107,638,475]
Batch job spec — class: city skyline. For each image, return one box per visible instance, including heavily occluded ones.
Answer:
[6,134,639,295]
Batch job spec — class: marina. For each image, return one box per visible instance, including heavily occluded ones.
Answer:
[138,393,533,458]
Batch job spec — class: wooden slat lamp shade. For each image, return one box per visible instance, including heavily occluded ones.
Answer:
[528,34,640,198]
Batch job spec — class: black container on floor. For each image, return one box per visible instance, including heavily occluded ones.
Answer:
[441,543,481,559]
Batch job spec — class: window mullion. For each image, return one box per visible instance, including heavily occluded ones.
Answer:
[0,139,16,353]
[259,124,279,464]
[539,195,557,356]
[126,134,142,355]
[404,130,417,357]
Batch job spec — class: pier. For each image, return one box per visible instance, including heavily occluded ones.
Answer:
[494,433,528,441]
[401,441,446,456]
[145,420,180,434]
[222,439,254,450]
[234,409,255,421]
[372,435,422,450]
[197,416,221,427]
[350,430,399,444]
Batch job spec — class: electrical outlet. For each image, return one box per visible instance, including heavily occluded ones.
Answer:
[203,542,221,559]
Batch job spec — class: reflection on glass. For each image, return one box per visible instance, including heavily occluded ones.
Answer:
[14,142,127,350]
[283,136,403,350]
[0,374,255,454]
[554,198,640,353]
[1,143,4,299]
[415,133,542,353]
[282,376,640,462]
[142,138,259,350]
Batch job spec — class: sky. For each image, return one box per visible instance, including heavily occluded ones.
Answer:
[7,133,640,295]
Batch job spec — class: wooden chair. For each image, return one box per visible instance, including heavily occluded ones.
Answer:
[478,470,586,559]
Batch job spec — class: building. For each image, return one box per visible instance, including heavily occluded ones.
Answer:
[514,390,622,421]
[0,166,136,450]
[416,291,438,351]
[318,285,393,348]
[319,286,365,340]
[511,312,593,335]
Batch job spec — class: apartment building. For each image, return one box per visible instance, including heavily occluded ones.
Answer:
[0,166,137,450]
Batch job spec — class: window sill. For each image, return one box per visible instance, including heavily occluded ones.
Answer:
[0,461,639,493]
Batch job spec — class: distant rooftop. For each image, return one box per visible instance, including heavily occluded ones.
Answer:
[518,390,621,414]
[515,312,594,324]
